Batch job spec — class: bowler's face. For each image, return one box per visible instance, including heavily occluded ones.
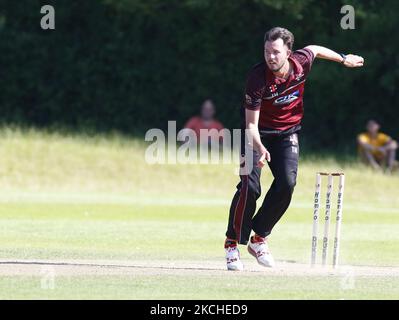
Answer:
[264,38,291,72]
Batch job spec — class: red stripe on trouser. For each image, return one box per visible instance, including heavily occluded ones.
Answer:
[233,175,249,242]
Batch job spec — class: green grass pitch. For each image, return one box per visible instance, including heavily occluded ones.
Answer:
[0,128,398,299]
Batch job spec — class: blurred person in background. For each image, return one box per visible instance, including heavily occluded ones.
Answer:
[357,119,398,173]
[183,99,225,146]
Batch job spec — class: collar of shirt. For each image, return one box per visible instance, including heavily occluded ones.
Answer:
[266,54,304,86]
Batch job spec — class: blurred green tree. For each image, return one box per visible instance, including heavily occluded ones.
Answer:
[0,0,397,151]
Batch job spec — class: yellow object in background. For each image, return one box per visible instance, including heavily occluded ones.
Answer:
[358,132,391,159]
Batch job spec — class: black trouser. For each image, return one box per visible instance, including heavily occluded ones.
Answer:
[226,130,300,245]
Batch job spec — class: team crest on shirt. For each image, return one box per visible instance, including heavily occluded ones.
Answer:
[273,90,300,106]
[269,85,277,93]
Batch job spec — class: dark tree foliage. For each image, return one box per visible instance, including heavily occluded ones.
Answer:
[0,0,397,150]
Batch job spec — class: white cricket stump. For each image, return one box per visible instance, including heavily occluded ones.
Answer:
[311,172,345,268]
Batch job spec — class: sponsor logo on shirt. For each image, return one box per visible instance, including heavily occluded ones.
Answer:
[273,90,300,106]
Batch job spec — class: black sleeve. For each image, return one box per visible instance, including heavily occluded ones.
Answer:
[243,70,265,111]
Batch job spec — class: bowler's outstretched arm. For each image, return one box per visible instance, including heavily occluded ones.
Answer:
[305,45,364,67]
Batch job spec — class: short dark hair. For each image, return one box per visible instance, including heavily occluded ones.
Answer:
[367,119,379,127]
[264,27,294,51]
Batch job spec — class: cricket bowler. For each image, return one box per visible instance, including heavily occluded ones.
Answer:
[225,27,364,270]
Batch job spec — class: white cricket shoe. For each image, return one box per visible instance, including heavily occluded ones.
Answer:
[247,235,275,268]
[225,245,244,271]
